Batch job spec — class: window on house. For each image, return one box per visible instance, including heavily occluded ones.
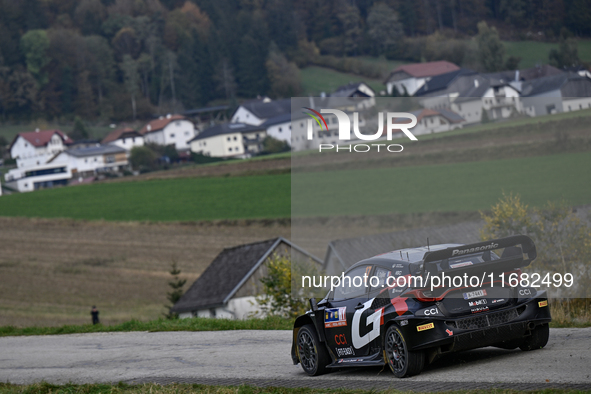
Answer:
[289,125,292,130]
[300,122,304,127]
[204,141,206,146]
[227,137,231,141]
[279,127,282,132]
[85,159,88,163]
[170,133,175,138]
[175,121,181,126]
[132,137,135,143]
[229,147,232,152]
[94,158,97,162]
[233,136,237,141]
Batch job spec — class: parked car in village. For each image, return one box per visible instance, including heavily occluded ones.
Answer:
[291,235,551,377]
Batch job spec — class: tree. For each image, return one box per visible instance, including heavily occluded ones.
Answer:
[549,38,581,68]
[265,48,301,98]
[121,54,140,120]
[262,136,290,154]
[164,261,186,319]
[476,21,505,72]
[129,145,158,171]
[480,194,591,298]
[70,116,89,140]
[20,29,51,86]
[367,3,404,57]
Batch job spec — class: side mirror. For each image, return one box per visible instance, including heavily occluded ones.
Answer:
[309,297,318,312]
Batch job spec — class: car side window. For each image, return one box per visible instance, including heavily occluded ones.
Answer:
[369,267,391,297]
[332,265,371,301]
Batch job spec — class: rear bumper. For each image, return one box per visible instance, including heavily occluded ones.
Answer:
[405,294,551,352]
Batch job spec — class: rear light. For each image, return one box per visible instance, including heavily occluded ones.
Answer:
[403,288,441,302]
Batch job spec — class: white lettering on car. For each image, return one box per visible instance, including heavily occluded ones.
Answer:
[351,298,382,349]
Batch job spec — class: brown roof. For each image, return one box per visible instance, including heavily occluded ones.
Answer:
[388,61,460,79]
[10,130,73,151]
[101,128,142,144]
[140,115,186,135]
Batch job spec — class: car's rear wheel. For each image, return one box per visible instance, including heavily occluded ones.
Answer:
[519,323,549,351]
[384,324,425,378]
[297,324,330,376]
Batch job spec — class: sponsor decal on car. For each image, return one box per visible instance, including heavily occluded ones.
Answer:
[451,242,499,257]
[336,346,355,357]
[491,298,505,304]
[338,358,364,363]
[352,298,382,349]
[335,334,348,345]
[538,300,548,307]
[463,289,487,300]
[449,261,474,269]
[446,329,454,336]
[400,320,408,326]
[417,322,435,332]
[325,307,347,328]
[471,306,489,313]
[468,299,487,307]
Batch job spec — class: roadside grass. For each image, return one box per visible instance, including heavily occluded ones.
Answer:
[1,383,587,394]
[0,298,588,338]
[0,173,291,221]
[0,316,293,337]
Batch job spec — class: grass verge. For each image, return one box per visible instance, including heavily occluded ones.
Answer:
[0,316,293,337]
[1,382,586,394]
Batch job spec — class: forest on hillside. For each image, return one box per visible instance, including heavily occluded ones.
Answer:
[1,0,590,121]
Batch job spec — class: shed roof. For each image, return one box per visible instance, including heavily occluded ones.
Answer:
[171,237,319,313]
[414,68,477,96]
[63,144,127,158]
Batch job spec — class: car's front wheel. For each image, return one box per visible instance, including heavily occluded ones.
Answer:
[384,324,425,378]
[296,324,330,376]
[519,323,549,351]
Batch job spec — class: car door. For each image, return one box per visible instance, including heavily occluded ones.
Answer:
[324,265,372,359]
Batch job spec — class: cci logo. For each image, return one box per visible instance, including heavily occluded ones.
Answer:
[303,107,418,153]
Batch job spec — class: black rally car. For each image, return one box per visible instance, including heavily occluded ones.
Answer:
[291,235,551,377]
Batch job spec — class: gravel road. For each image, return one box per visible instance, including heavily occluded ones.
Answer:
[1,328,590,390]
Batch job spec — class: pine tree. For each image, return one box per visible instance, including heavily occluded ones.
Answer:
[165,261,186,319]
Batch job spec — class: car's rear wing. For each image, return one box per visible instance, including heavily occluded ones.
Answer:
[421,235,536,278]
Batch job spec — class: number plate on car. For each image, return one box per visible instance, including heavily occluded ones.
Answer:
[463,289,487,300]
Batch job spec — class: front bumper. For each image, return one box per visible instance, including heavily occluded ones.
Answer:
[403,294,551,352]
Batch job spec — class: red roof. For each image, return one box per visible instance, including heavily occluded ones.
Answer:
[102,128,141,144]
[140,115,186,135]
[11,130,73,150]
[390,61,460,78]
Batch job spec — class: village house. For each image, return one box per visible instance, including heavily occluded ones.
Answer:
[384,61,460,96]
[231,97,291,126]
[140,114,196,151]
[399,108,465,136]
[102,128,145,150]
[4,162,72,193]
[48,145,129,179]
[188,123,267,158]
[8,129,73,169]
[520,72,591,116]
[171,238,322,319]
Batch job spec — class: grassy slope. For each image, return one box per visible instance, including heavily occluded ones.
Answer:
[293,152,591,217]
[503,40,591,68]
[300,66,386,96]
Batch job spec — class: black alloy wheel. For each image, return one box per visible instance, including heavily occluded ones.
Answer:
[384,324,425,378]
[297,324,329,376]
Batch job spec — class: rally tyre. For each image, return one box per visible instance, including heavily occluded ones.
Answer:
[519,323,550,351]
[384,324,425,378]
[297,324,330,376]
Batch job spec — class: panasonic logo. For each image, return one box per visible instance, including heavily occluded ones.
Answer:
[451,243,499,257]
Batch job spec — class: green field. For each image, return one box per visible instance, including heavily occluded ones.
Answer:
[300,66,386,96]
[1,152,589,221]
[0,174,291,221]
[503,39,591,68]
[292,152,591,217]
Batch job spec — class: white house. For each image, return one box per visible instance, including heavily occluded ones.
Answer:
[189,123,266,158]
[102,128,144,150]
[399,108,465,136]
[9,129,73,169]
[384,61,460,96]
[48,145,129,179]
[520,72,591,116]
[3,162,72,193]
[140,114,195,150]
[170,238,322,319]
[231,98,291,126]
